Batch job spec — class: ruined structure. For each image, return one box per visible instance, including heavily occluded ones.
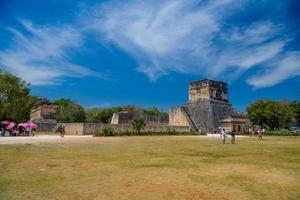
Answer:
[219,115,248,133]
[169,79,244,132]
[30,98,58,123]
[111,111,169,125]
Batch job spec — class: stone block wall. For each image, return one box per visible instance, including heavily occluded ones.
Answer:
[111,111,169,125]
[169,107,190,126]
[189,79,228,103]
[34,122,57,132]
[185,100,235,132]
[109,124,190,133]
[37,123,190,135]
[62,123,84,135]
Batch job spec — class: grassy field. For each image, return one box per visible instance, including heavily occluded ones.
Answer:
[0,136,299,200]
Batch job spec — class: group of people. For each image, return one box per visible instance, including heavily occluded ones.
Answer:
[249,128,265,139]
[218,127,236,144]
[0,123,37,137]
[217,126,265,144]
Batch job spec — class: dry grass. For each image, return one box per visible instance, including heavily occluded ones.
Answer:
[0,136,299,200]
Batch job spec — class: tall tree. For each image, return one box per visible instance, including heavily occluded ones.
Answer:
[247,100,295,130]
[289,101,300,126]
[54,98,86,123]
[0,70,37,122]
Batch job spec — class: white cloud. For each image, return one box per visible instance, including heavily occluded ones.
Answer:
[1,0,299,88]
[85,0,299,88]
[247,52,300,88]
[0,20,104,86]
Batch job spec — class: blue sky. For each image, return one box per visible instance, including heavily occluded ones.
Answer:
[0,0,299,111]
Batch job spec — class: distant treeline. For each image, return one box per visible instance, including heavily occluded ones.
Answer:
[55,100,168,123]
[0,70,167,123]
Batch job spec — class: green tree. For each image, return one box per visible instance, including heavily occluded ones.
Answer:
[132,119,146,134]
[86,105,167,124]
[247,100,294,130]
[0,70,37,122]
[54,98,86,122]
[289,101,300,126]
[143,107,168,117]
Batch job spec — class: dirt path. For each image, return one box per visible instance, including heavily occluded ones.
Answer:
[0,134,250,145]
[0,135,93,145]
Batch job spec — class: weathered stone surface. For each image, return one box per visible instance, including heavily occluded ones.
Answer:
[30,98,57,123]
[110,111,168,125]
[189,79,228,102]
[183,100,235,132]
[169,107,190,126]
[56,123,190,135]
[170,79,239,132]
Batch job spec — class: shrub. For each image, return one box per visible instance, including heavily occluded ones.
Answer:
[132,119,146,134]
[265,129,292,136]
[94,127,114,137]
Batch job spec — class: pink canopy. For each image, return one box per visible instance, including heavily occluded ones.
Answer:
[7,122,16,130]
[1,121,11,125]
[18,123,38,129]
[18,123,26,128]
[28,123,38,129]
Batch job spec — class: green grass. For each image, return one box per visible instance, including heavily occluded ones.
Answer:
[0,136,300,200]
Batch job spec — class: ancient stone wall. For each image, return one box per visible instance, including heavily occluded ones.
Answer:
[34,122,56,132]
[36,123,190,135]
[110,113,119,124]
[83,123,102,135]
[184,100,235,132]
[30,104,57,122]
[189,79,228,103]
[169,107,190,126]
[62,123,84,135]
[111,111,168,125]
[30,107,42,122]
[170,79,241,132]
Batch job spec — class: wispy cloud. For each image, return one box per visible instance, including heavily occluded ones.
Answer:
[85,0,299,88]
[0,20,104,86]
[1,0,299,89]
[247,52,300,88]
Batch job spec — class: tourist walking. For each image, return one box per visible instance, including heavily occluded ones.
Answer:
[249,128,253,136]
[221,128,227,144]
[258,129,263,140]
[59,125,66,138]
[218,127,222,139]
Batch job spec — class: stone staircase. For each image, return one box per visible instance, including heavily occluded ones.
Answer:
[181,106,198,132]
[52,123,62,132]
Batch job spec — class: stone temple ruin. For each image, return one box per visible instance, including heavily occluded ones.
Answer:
[30,98,58,124]
[30,79,247,134]
[169,79,246,132]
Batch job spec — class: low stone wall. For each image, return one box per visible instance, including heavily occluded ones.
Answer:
[38,123,190,135]
[83,123,102,135]
[109,124,190,133]
[35,123,56,132]
[62,123,84,135]
[36,122,191,135]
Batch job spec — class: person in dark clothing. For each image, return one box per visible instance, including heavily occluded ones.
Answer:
[59,125,66,138]
[230,130,236,144]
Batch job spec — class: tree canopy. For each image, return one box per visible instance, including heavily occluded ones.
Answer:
[247,100,296,130]
[85,105,167,123]
[54,98,86,123]
[0,70,38,122]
